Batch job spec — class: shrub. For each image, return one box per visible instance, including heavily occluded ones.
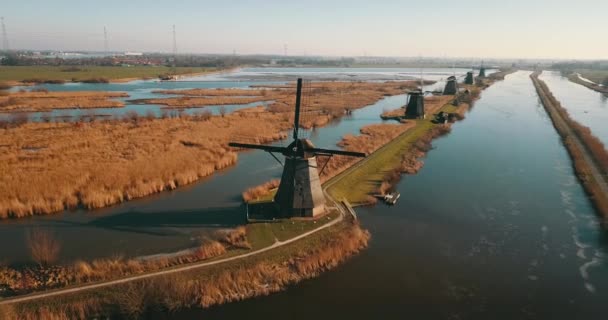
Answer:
[26,228,61,266]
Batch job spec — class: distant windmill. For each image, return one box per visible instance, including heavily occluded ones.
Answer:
[229,79,366,218]
[405,69,432,119]
[443,63,458,95]
[478,60,486,78]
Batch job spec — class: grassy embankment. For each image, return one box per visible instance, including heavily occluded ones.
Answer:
[243,70,517,204]
[531,71,608,222]
[0,66,214,85]
[566,72,608,94]
[327,71,514,204]
[0,210,339,297]
[573,69,608,85]
[2,212,369,319]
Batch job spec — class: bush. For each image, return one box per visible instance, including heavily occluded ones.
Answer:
[26,228,61,266]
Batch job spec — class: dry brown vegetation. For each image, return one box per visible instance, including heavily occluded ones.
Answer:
[0,228,248,296]
[377,125,452,195]
[26,228,61,266]
[12,221,369,319]
[0,108,290,218]
[0,91,128,112]
[319,122,417,182]
[242,122,417,201]
[138,81,419,119]
[242,179,281,202]
[0,81,420,219]
[531,71,608,221]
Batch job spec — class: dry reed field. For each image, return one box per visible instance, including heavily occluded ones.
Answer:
[137,81,419,118]
[0,80,421,218]
[0,90,128,112]
[0,109,291,218]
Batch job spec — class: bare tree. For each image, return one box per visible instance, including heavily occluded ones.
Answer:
[219,106,227,117]
[26,228,61,266]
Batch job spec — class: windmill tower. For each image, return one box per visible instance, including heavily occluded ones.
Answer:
[478,60,486,78]
[443,75,458,95]
[229,79,366,218]
[464,71,474,85]
[1,17,9,51]
[405,69,426,119]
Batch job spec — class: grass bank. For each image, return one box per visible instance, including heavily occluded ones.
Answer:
[531,71,608,223]
[326,72,513,204]
[566,73,608,94]
[3,216,366,319]
[0,66,214,84]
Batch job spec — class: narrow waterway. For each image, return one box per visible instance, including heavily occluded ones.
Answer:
[167,71,608,319]
[540,71,608,146]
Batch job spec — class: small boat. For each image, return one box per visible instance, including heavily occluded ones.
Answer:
[383,192,400,205]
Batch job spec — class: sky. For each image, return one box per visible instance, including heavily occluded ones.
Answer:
[1,0,607,60]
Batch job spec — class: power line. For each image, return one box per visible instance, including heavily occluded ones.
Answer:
[103,26,109,52]
[172,24,177,56]
[1,17,9,51]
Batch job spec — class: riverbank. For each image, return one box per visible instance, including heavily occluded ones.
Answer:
[0,91,128,113]
[326,72,516,203]
[531,71,608,223]
[567,73,608,94]
[244,71,513,206]
[0,66,217,85]
[1,211,368,319]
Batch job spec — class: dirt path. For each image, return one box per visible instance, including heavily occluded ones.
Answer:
[0,207,345,306]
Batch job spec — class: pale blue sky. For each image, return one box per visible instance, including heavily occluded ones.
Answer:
[2,0,607,59]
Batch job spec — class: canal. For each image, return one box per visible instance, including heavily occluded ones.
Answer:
[540,71,608,146]
[168,71,607,319]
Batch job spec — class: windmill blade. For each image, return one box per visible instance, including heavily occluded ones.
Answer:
[293,78,303,140]
[310,147,366,158]
[228,143,287,154]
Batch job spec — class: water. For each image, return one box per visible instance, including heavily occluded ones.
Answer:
[5,69,604,318]
[165,71,607,319]
[540,71,608,146]
[2,67,493,121]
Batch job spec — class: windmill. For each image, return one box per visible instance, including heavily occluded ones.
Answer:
[478,60,486,78]
[405,69,432,119]
[229,79,366,218]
